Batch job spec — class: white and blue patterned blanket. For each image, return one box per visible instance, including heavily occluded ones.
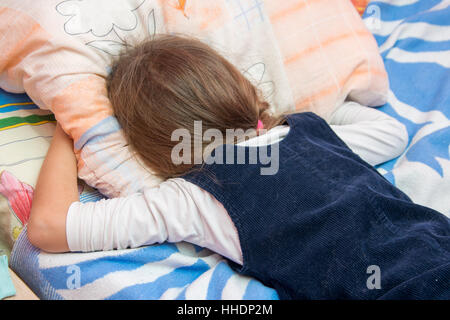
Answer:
[365,0,450,214]
[9,0,450,299]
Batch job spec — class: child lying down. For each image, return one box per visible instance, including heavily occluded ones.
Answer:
[27,35,450,300]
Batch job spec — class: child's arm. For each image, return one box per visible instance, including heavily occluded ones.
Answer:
[329,102,409,166]
[27,139,243,262]
[26,125,242,261]
[64,179,243,263]
[27,123,78,253]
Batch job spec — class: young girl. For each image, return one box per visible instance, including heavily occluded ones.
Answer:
[27,35,450,299]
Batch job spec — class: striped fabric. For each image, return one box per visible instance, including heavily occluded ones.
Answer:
[265,0,387,117]
[10,227,279,300]
[0,91,55,257]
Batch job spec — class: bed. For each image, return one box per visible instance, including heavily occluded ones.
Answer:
[2,0,449,299]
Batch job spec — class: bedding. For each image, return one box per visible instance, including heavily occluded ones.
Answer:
[0,92,55,257]
[5,0,449,300]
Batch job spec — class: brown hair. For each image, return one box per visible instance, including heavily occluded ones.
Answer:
[107,34,285,180]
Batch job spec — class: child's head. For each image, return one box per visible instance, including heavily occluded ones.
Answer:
[107,34,283,179]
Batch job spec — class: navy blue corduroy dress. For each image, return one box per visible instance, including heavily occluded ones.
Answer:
[183,112,450,299]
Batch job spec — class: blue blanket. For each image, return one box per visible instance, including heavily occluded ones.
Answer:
[9,0,450,299]
[365,0,450,214]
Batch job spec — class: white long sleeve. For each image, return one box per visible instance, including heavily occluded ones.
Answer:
[329,102,409,166]
[66,103,409,263]
[67,178,244,264]
[234,102,409,166]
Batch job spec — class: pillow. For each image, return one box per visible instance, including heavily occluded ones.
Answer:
[265,0,386,117]
[0,0,386,199]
